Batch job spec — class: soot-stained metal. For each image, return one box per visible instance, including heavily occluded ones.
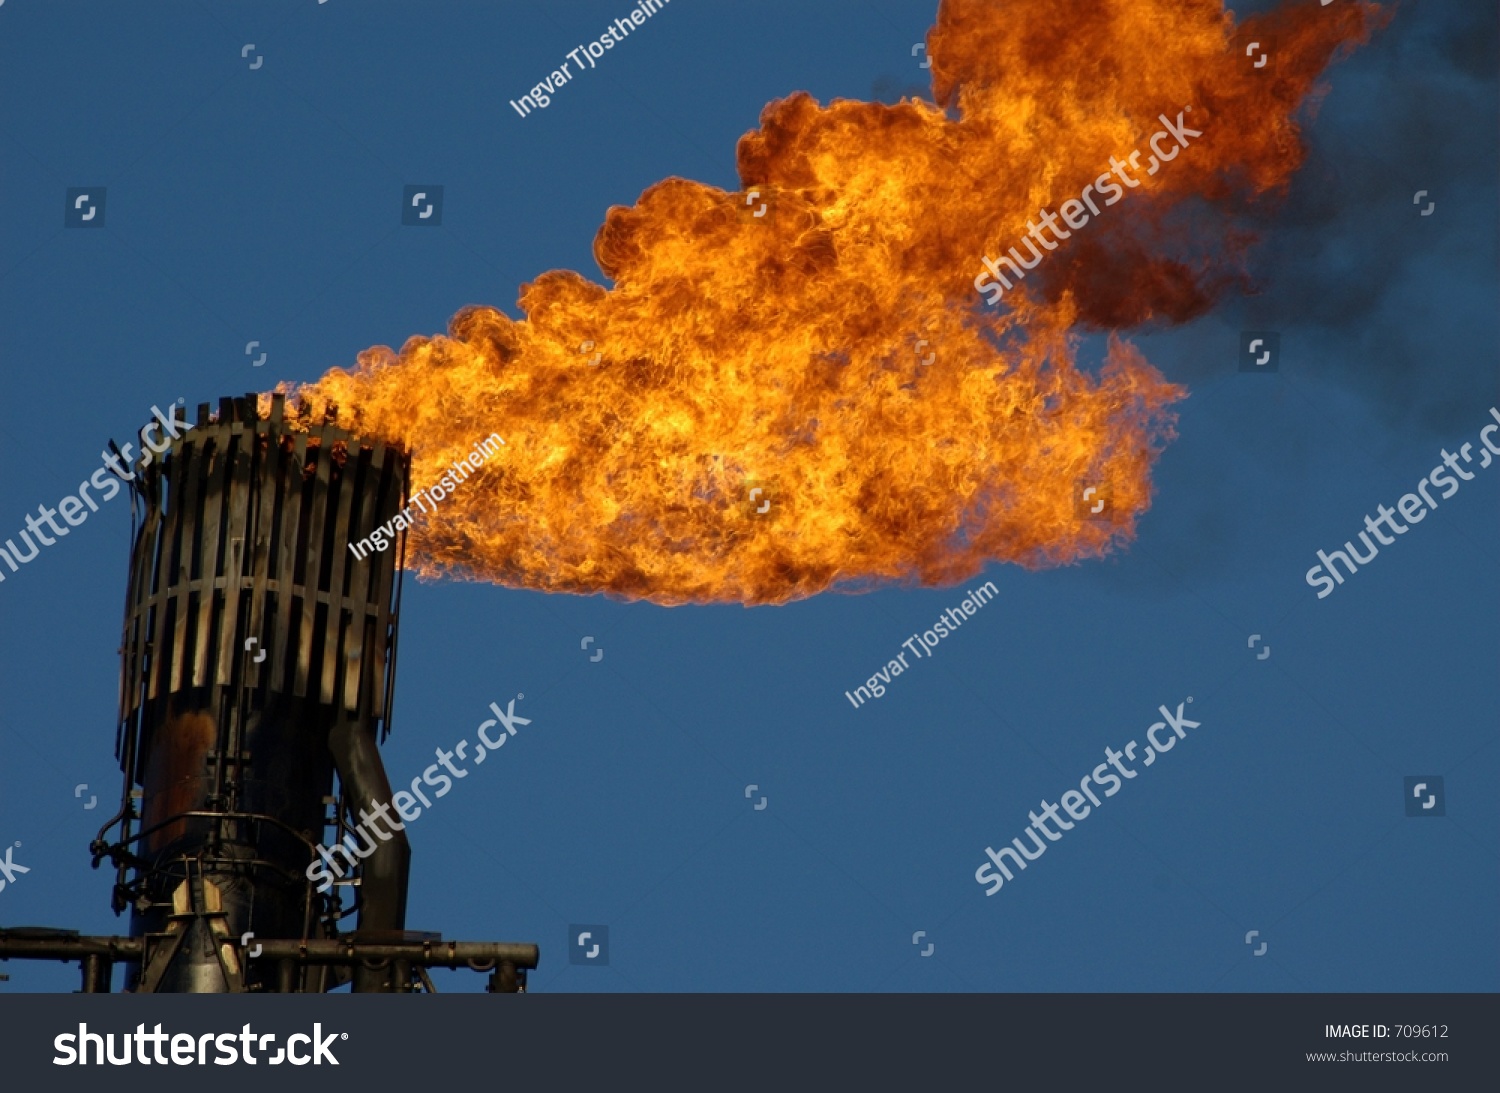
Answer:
[0,394,538,993]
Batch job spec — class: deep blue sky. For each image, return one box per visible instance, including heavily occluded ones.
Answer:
[1,0,1495,993]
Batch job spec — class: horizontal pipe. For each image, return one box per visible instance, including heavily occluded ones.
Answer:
[0,935,143,960]
[0,934,538,970]
[247,940,540,969]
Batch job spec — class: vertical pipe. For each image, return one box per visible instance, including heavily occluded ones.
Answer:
[489,962,521,993]
[80,955,112,993]
[328,713,410,993]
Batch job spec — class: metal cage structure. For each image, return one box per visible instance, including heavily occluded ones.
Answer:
[0,393,538,993]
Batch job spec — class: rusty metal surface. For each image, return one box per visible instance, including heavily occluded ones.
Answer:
[0,393,542,993]
[102,394,419,990]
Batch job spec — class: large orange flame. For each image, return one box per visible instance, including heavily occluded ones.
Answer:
[281,0,1384,605]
